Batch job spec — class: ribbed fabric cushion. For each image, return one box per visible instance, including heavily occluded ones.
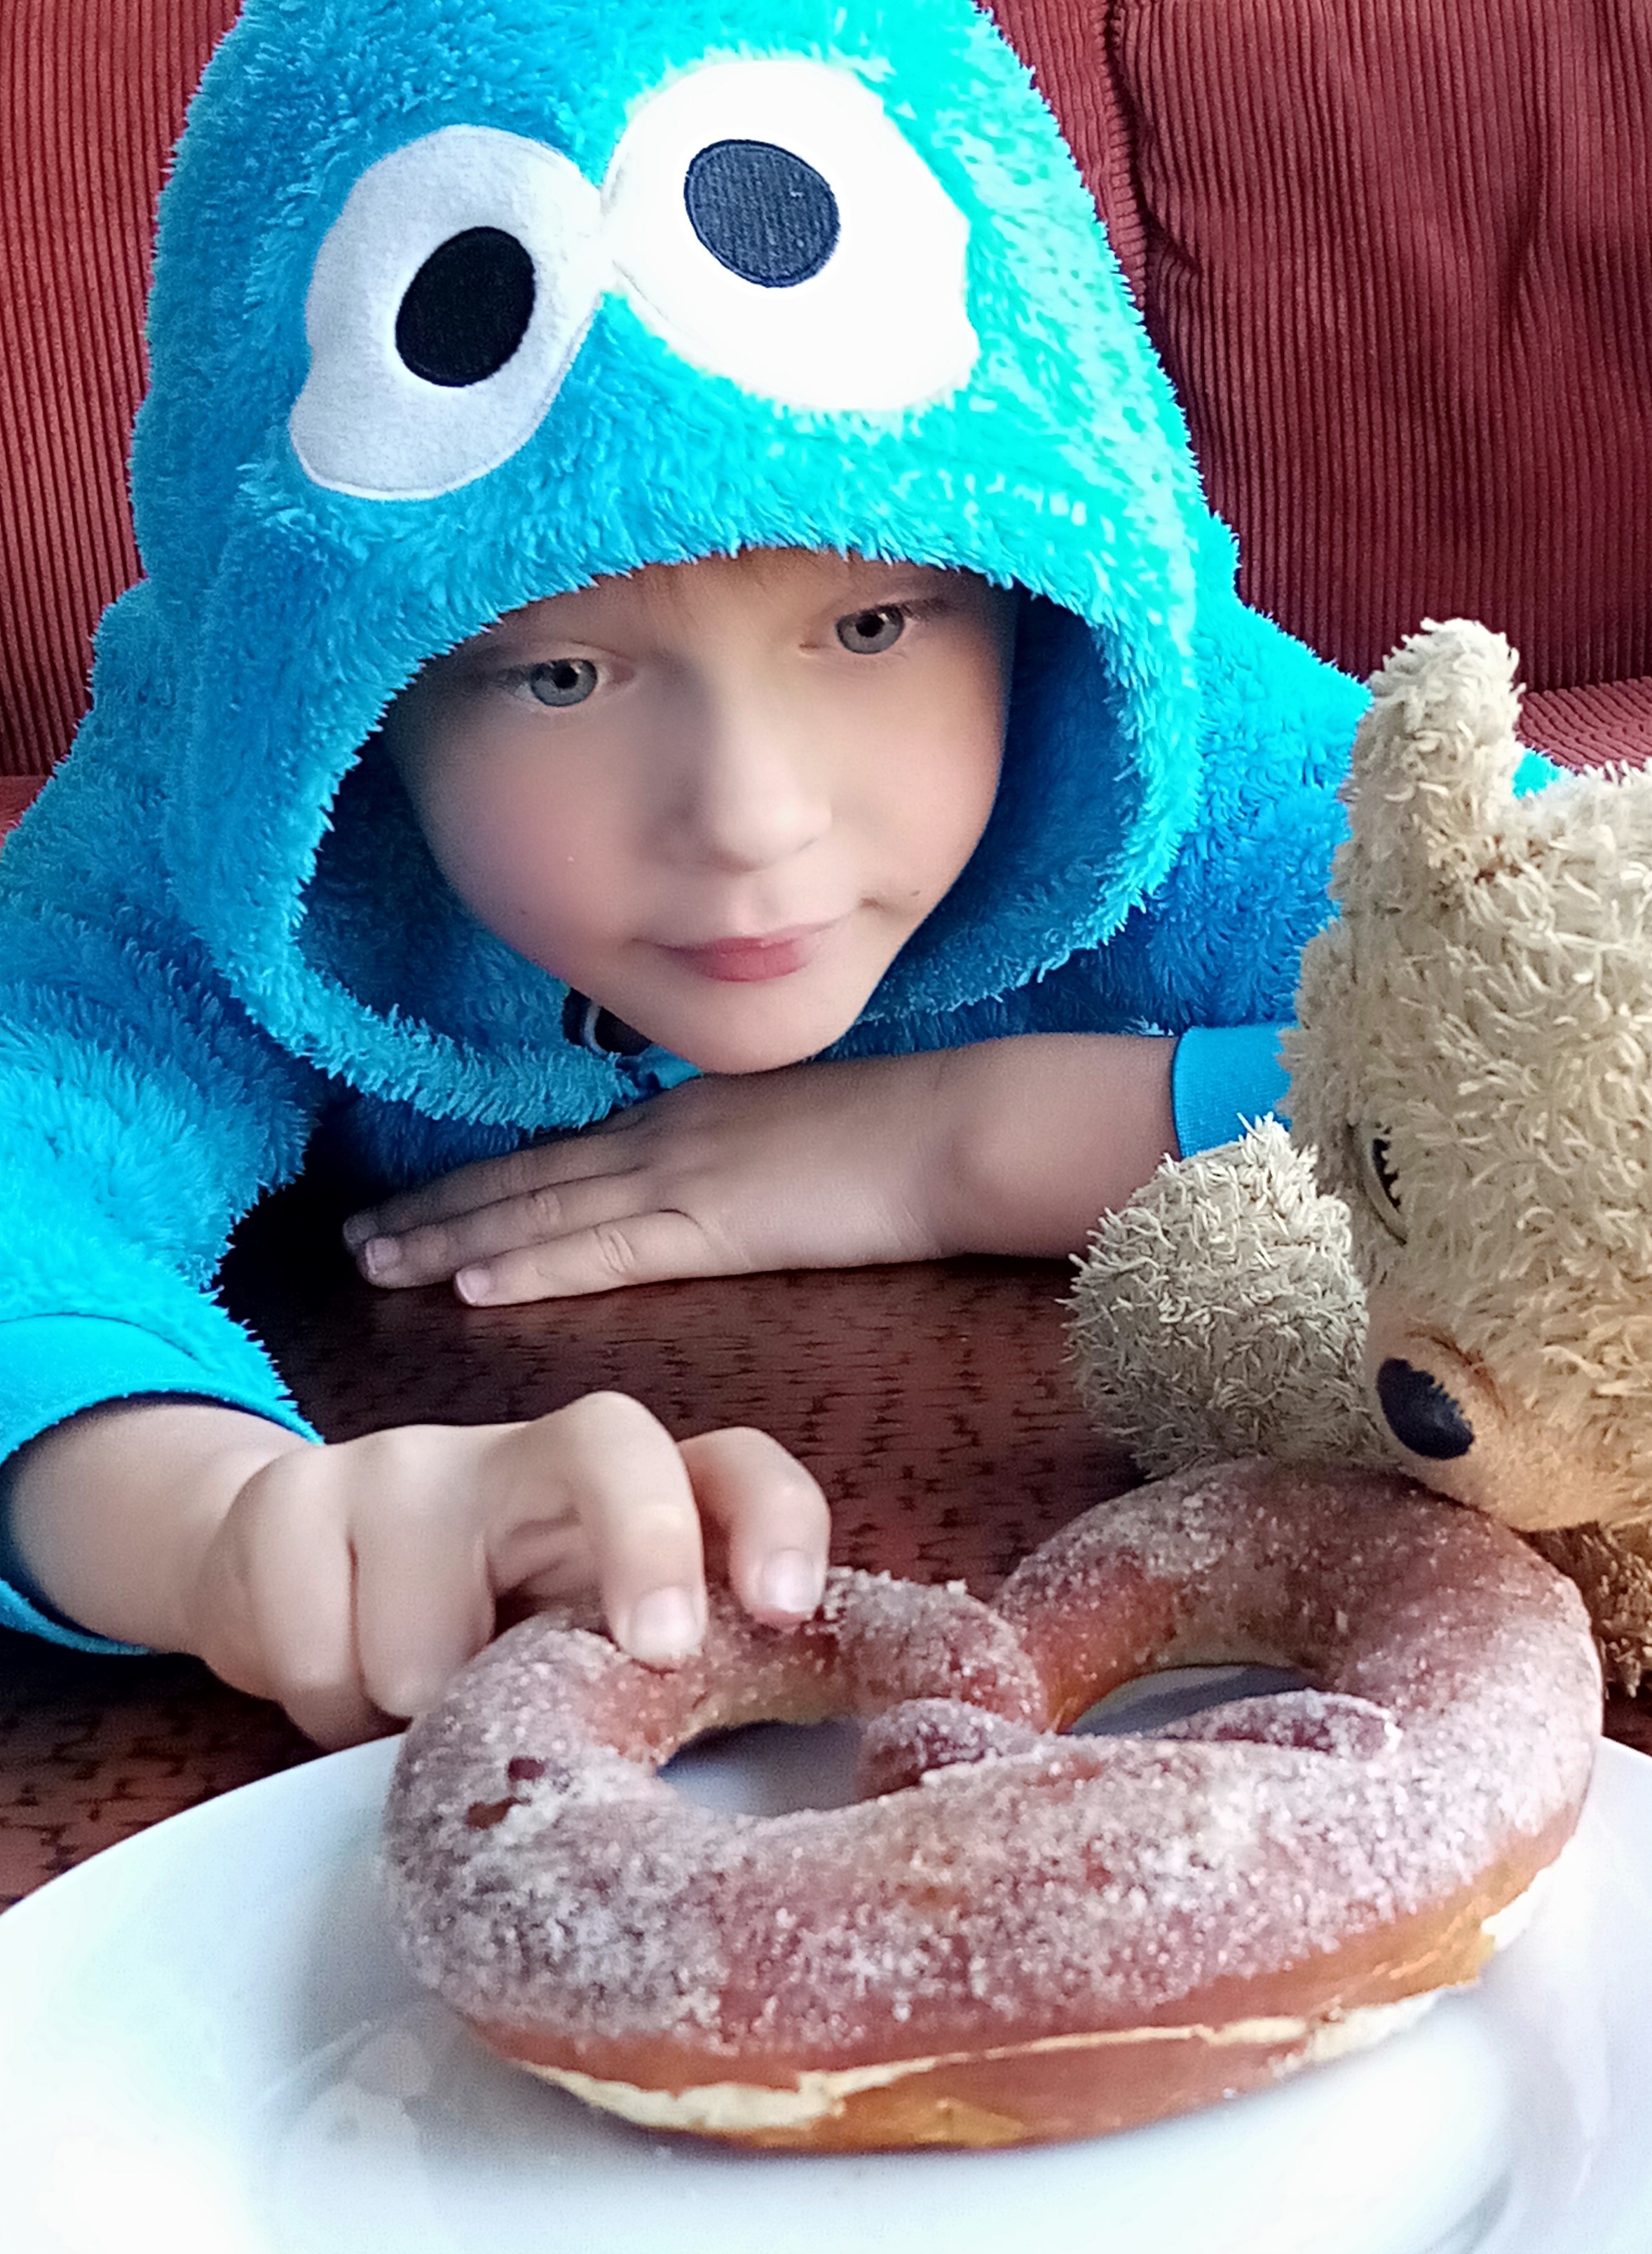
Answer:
[0,776,41,837]
[1522,680,1652,770]
[5,0,1651,787]
[0,0,240,780]
[1110,0,1652,691]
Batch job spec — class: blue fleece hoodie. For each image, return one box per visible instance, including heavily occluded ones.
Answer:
[0,0,1378,1650]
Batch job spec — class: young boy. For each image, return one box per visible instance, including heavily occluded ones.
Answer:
[0,0,1368,1748]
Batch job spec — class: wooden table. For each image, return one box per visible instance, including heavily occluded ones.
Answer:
[3,1179,1648,1910]
[0,1181,1133,1907]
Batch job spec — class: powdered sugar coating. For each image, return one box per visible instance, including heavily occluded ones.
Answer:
[382,1463,1599,2086]
[858,1698,1044,1798]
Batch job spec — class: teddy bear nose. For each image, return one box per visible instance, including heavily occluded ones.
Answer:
[1375,1360,1475,1459]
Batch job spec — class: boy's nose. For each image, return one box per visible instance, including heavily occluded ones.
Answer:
[671,714,833,873]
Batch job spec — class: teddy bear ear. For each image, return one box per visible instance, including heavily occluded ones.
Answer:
[1336,618,1525,907]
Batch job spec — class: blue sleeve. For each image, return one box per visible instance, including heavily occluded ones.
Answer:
[0,674,325,1652]
[1170,1023,1291,1155]
[1081,592,1368,1035]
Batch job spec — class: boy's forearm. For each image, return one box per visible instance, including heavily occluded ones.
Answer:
[6,1401,308,1651]
[932,1034,1177,1258]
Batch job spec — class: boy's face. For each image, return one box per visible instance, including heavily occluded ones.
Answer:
[384,549,1014,1072]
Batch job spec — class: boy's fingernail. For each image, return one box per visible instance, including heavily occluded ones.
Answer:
[625,1587,700,1663]
[388,1671,445,1720]
[341,1214,373,1251]
[360,1237,399,1279]
[758,1549,823,1617]
[455,1265,490,1302]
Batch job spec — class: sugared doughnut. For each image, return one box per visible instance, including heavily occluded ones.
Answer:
[381,1462,1600,2150]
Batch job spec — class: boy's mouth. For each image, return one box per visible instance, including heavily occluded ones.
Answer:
[661,922,840,983]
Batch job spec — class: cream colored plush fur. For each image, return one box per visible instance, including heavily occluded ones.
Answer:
[1072,619,1652,1691]
[1068,1121,1377,1476]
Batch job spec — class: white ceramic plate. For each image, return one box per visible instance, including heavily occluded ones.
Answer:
[2,1681,1651,2254]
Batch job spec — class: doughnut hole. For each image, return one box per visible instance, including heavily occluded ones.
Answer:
[662,1718,867,1817]
[1070,1662,1310,1737]
[663,1669,1348,1812]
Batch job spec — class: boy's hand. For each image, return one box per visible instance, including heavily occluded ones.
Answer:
[9,1397,828,1749]
[343,1036,1178,1304]
[345,1054,954,1305]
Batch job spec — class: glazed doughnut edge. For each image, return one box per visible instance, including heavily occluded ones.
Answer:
[492,1810,1565,2149]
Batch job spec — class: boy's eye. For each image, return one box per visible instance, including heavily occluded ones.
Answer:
[836,606,906,656]
[522,658,599,708]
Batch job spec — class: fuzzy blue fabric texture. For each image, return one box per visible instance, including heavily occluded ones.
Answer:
[0,0,1377,1650]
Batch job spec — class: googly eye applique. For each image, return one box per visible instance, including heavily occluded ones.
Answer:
[288,126,606,500]
[289,64,978,499]
[605,60,978,414]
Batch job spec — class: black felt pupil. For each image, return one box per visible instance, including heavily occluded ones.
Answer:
[395,227,537,388]
[683,140,840,288]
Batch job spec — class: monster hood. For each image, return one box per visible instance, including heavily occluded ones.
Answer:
[123,0,1269,1130]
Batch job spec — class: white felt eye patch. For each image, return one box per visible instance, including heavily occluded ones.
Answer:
[605,60,978,414]
[289,63,978,500]
[288,126,606,501]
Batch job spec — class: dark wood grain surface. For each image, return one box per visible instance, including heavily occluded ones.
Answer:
[3,1179,1647,1910]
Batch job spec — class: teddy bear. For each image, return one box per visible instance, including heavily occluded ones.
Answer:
[1070,618,1652,1691]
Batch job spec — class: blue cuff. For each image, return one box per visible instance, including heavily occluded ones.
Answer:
[0,1315,317,1656]
[1171,1024,1292,1156]
[626,1046,701,1101]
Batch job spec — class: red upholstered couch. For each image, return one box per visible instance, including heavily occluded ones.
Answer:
[5,0,1652,843]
